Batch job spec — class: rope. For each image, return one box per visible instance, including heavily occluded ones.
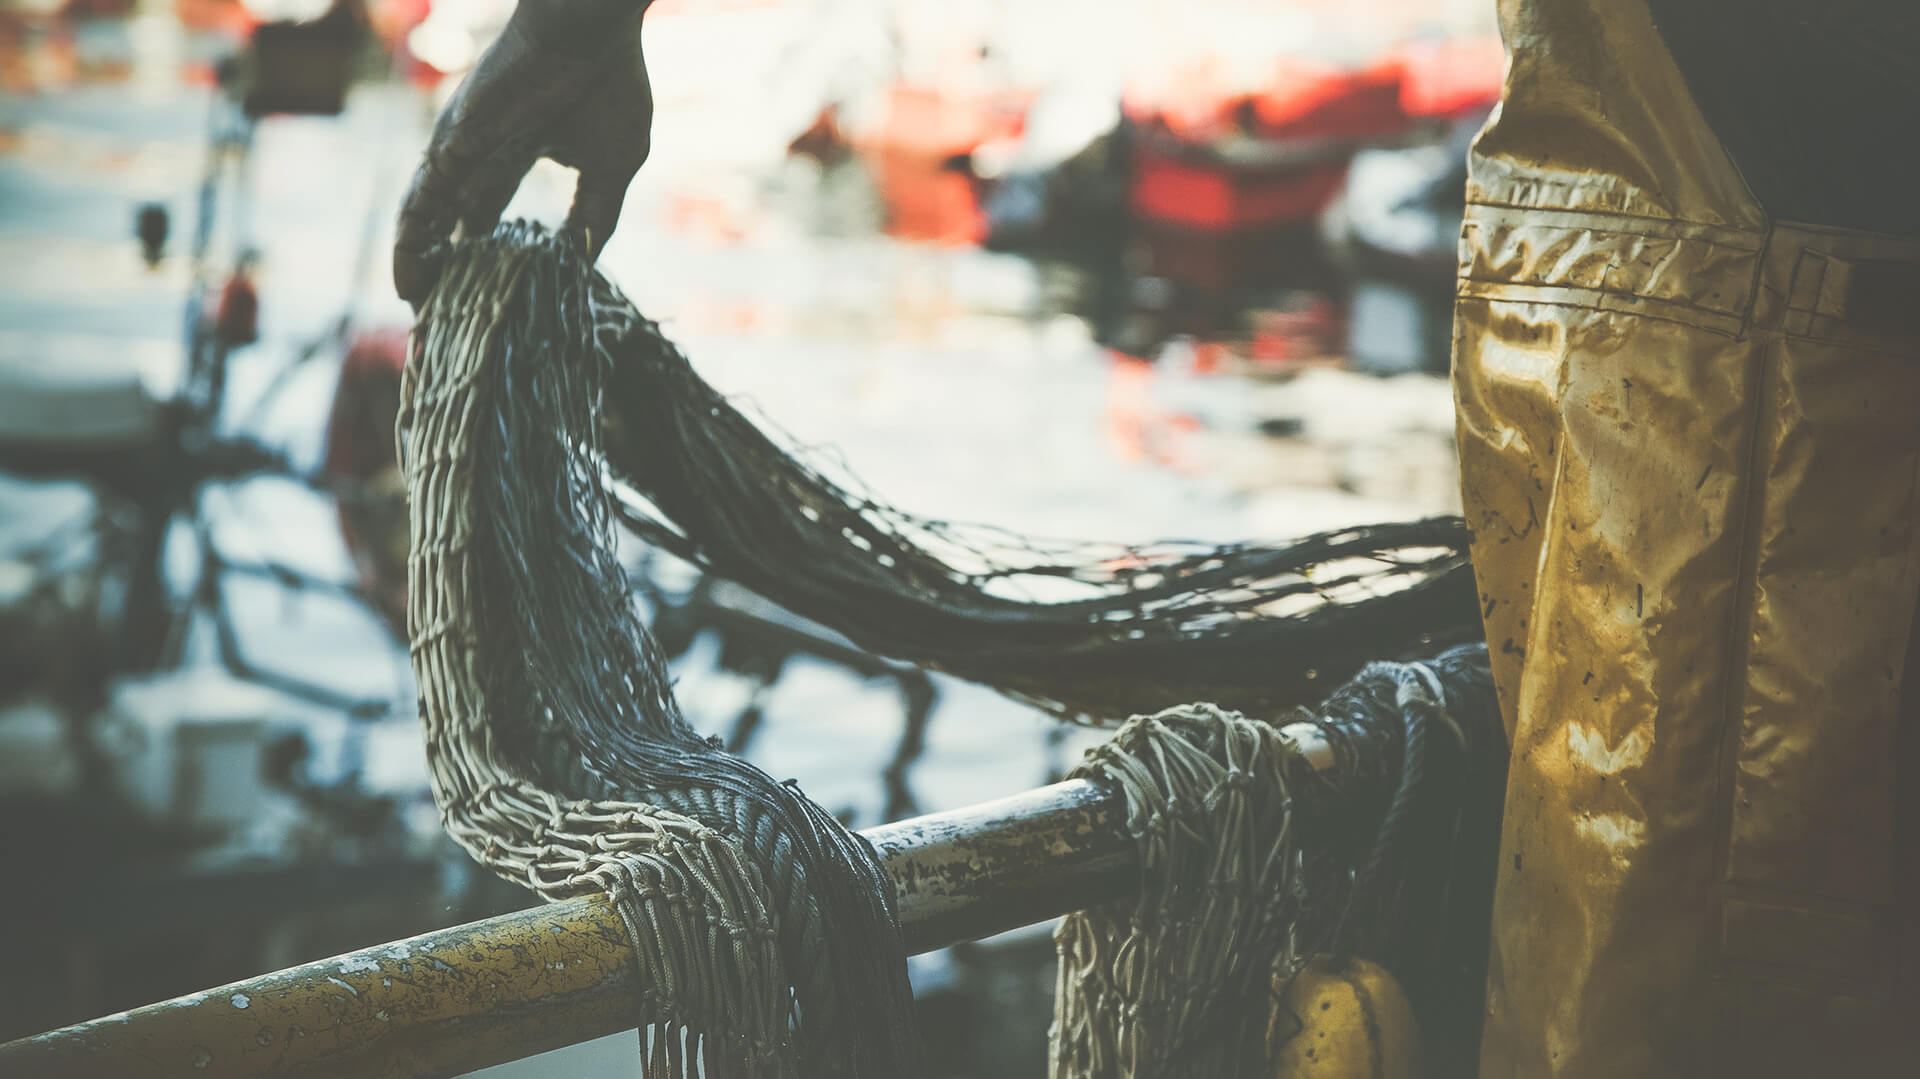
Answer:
[1051,645,1502,1079]
[1330,661,1450,959]
[1051,702,1314,1079]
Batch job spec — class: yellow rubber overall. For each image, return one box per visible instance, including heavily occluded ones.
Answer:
[1455,2,1920,1074]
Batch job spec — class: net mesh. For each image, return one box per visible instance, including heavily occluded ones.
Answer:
[405,223,1501,1076]
[597,304,1482,724]
[1050,646,1505,1079]
[404,224,920,1078]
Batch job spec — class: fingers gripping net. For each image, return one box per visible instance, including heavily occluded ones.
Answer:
[595,301,1481,724]
[403,225,920,1078]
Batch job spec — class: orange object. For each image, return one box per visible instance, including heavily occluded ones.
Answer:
[172,0,255,36]
[212,271,259,346]
[324,327,410,630]
[874,151,984,246]
[1393,35,1506,120]
[858,85,1030,246]
[1129,57,1419,233]
[874,85,1026,159]
[1131,149,1349,232]
[1251,60,1407,142]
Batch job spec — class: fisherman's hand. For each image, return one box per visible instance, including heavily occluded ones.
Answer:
[394,0,653,304]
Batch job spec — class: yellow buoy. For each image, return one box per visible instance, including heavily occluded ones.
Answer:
[1267,954,1421,1078]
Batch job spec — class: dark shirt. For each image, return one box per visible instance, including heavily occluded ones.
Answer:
[1648,0,1920,234]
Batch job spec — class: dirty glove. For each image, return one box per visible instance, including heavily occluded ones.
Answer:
[394,0,653,304]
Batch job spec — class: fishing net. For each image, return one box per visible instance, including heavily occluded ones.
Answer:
[404,223,1501,1076]
[1051,645,1505,1079]
[597,311,1482,725]
[403,225,920,1078]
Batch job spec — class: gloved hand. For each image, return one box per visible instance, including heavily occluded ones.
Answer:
[394,0,653,304]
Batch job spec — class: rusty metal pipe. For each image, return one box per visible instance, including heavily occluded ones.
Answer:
[0,723,1333,1079]
[0,780,1123,1078]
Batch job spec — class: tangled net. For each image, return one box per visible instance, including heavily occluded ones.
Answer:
[405,223,1501,1076]
[404,225,920,1077]
[1051,644,1504,1079]
[597,308,1481,724]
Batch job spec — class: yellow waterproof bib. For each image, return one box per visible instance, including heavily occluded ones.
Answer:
[1456,2,1920,1075]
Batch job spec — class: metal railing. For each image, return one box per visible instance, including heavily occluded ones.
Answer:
[0,727,1335,1079]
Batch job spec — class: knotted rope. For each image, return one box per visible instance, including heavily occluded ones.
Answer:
[1051,645,1503,1079]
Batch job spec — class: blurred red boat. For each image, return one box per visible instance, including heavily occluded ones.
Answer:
[1129,36,1503,236]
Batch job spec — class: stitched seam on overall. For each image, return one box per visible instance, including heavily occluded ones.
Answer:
[1464,201,1767,248]
[1708,276,1778,934]
[1459,219,1760,321]
[1452,282,1747,337]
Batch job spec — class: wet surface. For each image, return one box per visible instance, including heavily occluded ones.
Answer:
[1,45,1459,816]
